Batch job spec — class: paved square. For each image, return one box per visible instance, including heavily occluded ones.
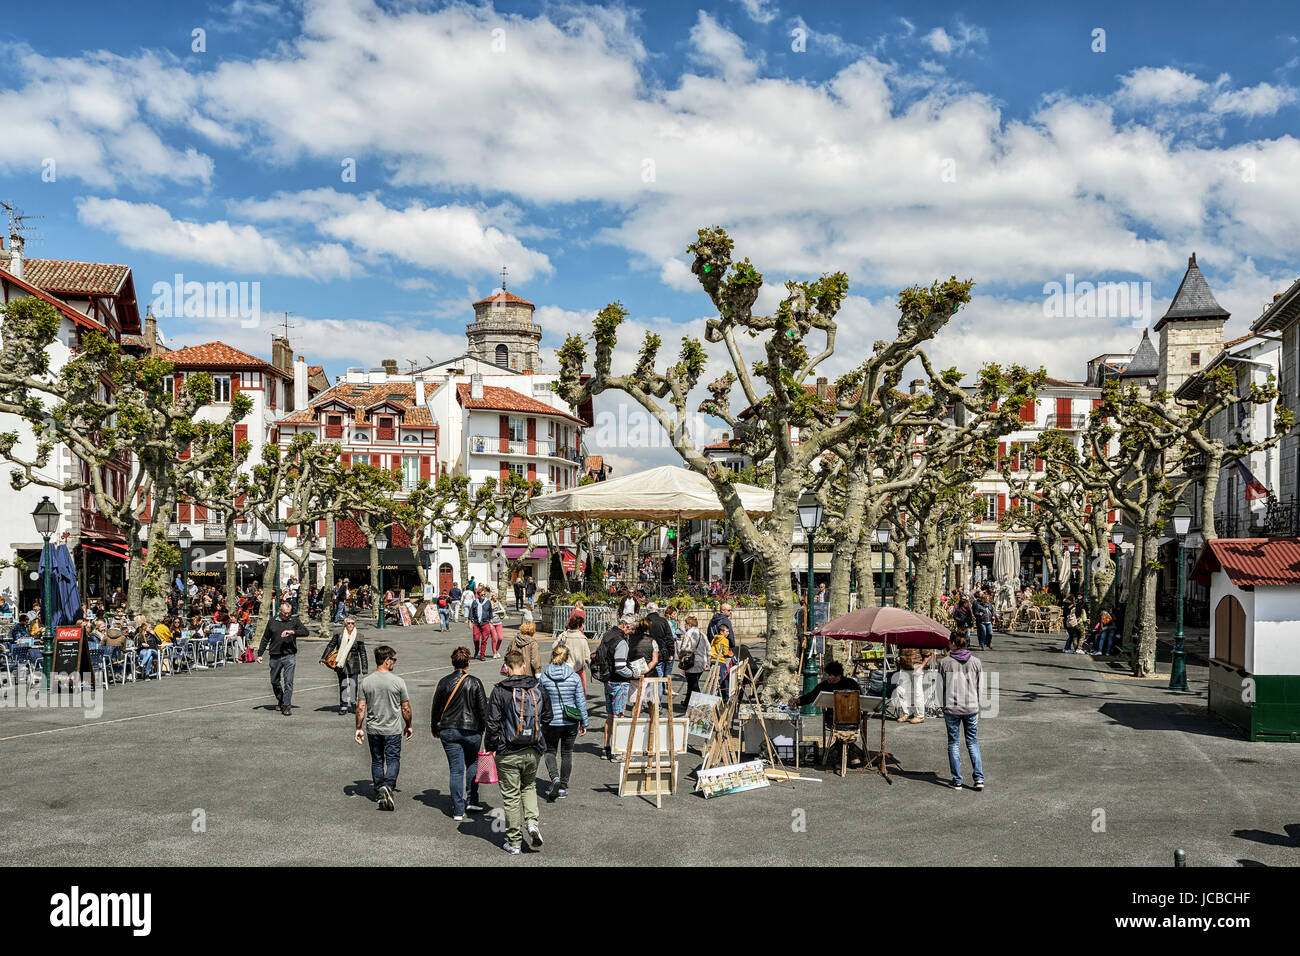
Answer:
[1,624,1295,866]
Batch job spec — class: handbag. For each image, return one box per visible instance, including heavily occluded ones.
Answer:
[679,651,695,671]
[561,682,583,722]
[323,648,339,669]
[474,751,498,785]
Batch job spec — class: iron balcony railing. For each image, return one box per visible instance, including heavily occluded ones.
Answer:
[1044,413,1087,430]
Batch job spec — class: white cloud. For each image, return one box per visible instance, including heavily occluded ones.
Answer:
[922,20,986,56]
[732,0,777,25]
[689,12,759,83]
[1211,82,1294,117]
[1116,66,1208,105]
[231,189,552,281]
[923,28,954,55]
[76,198,359,280]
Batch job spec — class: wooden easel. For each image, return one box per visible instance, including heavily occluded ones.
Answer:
[618,676,677,808]
[698,661,722,698]
[697,659,794,785]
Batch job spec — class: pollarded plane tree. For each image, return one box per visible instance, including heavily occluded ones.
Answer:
[552,225,1041,700]
[0,297,252,619]
[1005,428,1119,614]
[1062,368,1286,676]
[427,474,500,591]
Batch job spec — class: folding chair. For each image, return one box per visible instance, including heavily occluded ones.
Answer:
[825,690,864,777]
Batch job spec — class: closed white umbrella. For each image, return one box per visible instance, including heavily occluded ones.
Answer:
[190,546,267,566]
[527,464,773,521]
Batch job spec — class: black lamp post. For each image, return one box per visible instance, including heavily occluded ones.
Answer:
[268,522,286,608]
[32,496,60,691]
[178,526,193,627]
[875,520,891,607]
[797,490,824,717]
[375,532,388,629]
[1168,502,1192,692]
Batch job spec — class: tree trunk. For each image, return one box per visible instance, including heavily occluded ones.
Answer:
[757,549,799,701]
[1134,557,1159,677]
[224,517,237,610]
[1200,448,1223,539]
[454,537,471,591]
[140,496,174,623]
[827,480,869,619]
[321,514,336,639]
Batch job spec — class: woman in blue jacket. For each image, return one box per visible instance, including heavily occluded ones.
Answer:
[537,644,589,801]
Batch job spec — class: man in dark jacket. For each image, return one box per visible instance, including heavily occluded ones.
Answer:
[972,593,994,650]
[485,650,553,853]
[644,602,674,703]
[431,645,489,820]
[448,583,463,623]
[257,601,309,715]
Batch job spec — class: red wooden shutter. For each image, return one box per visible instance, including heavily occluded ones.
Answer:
[370,454,381,468]
[1092,398,1104,410]
[234,424,248,452]
[392,456,402,479]
[500,462,509,485]
[1010,496,1019,510]
[499,415,510,453]
[1055,397,1071,425]
[527,463,536,482]
[997,442,1006,468]
[194,504,208,522]
[1010,445,1020,471]
[342,453,351,469]
[269,377,276,410]
[1035,454,1044,472]
[419,456,431,481]
[179,502,191,522]
[990,400,998,411]
[526,417,536,455]
[1019,400,1035,423]
[997,494,1006,518]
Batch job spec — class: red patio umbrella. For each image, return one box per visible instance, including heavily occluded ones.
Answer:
[815,606,952,649]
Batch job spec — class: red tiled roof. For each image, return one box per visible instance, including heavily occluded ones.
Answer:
[3,258,130,295]
[1043,376,1087,388]
[308,365,324,376]
[704,440,737,451]
[1192,538,1300,588]
[473,289,534,308]
[164,342,290,378]
[0,269,106,333]
[1223,333,1253,349]
[456,383,585,424]
[277,382,437,427]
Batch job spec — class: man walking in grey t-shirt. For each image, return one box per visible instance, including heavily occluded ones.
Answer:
[355,644,412,810]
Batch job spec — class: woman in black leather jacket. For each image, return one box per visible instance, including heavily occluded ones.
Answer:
[430,646,489,821]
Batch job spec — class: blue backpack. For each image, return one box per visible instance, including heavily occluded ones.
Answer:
[504,686,542,746]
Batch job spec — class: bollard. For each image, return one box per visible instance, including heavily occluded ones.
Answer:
[1174,849,1186,867]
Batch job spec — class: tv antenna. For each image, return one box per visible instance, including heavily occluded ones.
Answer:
[0,201,44,245]
[279,311,295,340]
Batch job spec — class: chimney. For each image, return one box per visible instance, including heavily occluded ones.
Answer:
[144,309,159,356]
[722,432,730,442]
[1190,252,1197,268]
[293,355,308,411]
[382,359,398,376]
[271,335,292,373]
[815,376,830,400]
[7,231,23,281]
[470,373,484,400]
[414,377,426,406]
[910,378,925,395]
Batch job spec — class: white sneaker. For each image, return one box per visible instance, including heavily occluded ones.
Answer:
[452,814,465,822]
[952,781,963,790]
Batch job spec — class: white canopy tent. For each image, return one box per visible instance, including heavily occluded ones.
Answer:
[190,546,267,566]
[527,464,774,521]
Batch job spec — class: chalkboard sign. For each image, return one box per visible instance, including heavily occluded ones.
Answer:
[53,626,84,676]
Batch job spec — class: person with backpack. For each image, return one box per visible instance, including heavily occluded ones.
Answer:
[430,646,489,821]
[939,631,984,791]
[538,644,589,801]
[470,586,494,660]
[355,644,413,810]
[435,591,451,632]
[596,615,637,760]
[485,648,553,854]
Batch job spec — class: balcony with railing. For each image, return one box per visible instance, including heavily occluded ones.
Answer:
[469,435,557,457]
[1213,498,1298,539]
[1045,413,1086,430]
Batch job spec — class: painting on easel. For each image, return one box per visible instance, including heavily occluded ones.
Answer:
[685,692,722,739]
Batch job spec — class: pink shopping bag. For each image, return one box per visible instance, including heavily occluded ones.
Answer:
[474,751,498,785]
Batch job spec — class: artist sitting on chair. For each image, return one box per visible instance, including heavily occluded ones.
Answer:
[787,661,865,768]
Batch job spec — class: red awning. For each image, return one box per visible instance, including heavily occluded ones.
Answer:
[81,543,129,561]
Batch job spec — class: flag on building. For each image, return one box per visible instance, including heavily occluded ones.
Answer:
[1235,459,1269,501]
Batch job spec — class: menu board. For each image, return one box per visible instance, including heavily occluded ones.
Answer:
[53,626,84,675]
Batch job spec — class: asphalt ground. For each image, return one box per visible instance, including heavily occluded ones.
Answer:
[1,619,1296,867]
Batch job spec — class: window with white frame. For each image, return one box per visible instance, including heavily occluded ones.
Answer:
[162,374,174,399]
[508,417,526,442]
[508,462,527,479]
[983,494,998,522]
[212,375,231,403]
[402,455,420,488]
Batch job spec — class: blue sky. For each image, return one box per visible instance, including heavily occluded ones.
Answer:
[2,0,1299,470]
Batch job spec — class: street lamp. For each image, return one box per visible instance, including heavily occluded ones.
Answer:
[875,520,891,607]
[178,527,193,629]
[375,532,388,629]
[1169,502,1192,692]
[267,521,286,608]
[797,490,824,715]
[32,496,60,691]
